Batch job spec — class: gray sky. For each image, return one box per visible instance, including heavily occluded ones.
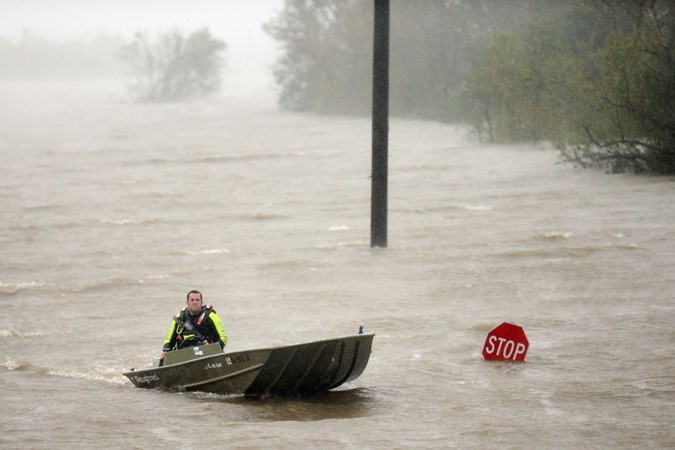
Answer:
[0,0,283,41]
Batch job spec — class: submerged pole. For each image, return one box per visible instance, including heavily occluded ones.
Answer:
[371,0,389,248]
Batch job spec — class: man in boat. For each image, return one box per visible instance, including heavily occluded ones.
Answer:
[160,290,228,361]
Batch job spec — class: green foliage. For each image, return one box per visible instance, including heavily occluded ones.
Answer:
[118,28,226,102]
[461,33,537,141]
[264,0,532,117]
[265,0,674,174]
[264,0,372,113]
[562,15,675,174]
[461,1,675,174]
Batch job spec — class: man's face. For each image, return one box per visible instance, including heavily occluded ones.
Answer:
[187,293,203,314]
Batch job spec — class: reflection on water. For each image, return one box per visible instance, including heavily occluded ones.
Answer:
[191,387,381,422]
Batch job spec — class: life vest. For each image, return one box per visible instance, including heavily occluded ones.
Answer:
[174,306,216,348]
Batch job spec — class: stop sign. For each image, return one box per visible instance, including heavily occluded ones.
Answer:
[482,322,529,362]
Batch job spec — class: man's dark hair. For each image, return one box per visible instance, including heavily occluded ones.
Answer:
[186,290,203,301]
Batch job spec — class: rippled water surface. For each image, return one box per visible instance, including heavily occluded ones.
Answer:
[1,82,674,449]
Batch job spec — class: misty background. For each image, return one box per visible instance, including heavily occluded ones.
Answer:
[2,0,672,175]
[1,2,674,448]
[0,0,283,98]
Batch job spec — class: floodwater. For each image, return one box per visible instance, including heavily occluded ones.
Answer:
[1,81,673,449]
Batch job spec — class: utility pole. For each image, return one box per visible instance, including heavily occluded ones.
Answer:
[371,0,389,248]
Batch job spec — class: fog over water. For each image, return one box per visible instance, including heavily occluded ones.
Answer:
[1,2,674,449]
[0,0,283,95]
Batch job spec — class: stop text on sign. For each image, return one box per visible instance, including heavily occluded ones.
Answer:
[483,336,526,360]
[482,322,529,362]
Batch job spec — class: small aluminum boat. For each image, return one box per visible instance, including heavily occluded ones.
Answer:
[124,332,374,397]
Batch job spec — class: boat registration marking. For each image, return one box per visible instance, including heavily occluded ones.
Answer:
[133,374,159,384]
[224,354,250,365]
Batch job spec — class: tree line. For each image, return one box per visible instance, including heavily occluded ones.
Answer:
[117,29,226,102]
[264,0,674,175]
[0,29,227,103]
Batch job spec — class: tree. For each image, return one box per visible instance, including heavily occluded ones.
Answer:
[560,1,675,174]
[460,0,675,174]
[263,0,534,117]
[118,28,226,102]
[263,0,371,113]
[265,0,674,174]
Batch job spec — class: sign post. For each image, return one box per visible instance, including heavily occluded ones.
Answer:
[482,322,529,362]
[371,0,389,248]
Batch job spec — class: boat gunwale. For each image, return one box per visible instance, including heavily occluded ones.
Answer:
[124,333,374,376]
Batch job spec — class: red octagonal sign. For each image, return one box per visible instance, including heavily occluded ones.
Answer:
[482,322,529,362]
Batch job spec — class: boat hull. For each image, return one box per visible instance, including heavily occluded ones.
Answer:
[124,333,374,397]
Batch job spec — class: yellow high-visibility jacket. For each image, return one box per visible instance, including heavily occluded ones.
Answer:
[162,306,227,352]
